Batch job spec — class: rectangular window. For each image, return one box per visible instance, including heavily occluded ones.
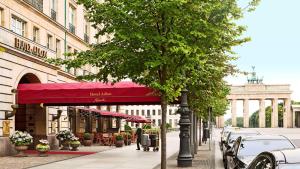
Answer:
[84,17,90,43]
[0,8,4,27]
[136,110,139,116]
[125,110,129,115]
[158,119,161,126]
[147,110,150,117]
[69,5,76,34]
[50,0,57,20]
[11,16,26,36]
[55,39,61,58]
[169,109,172,115]
[141,110,145,116]
[169,119,172,128]
[47,34,53,49]
[152,110,155,116]
[158,109,161,116]
[24,0,43,12]
[131,110,134,115]
[33,27,39,42]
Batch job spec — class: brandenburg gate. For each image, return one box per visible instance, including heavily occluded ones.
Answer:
[216,68,293,128]
[224,84,292,128]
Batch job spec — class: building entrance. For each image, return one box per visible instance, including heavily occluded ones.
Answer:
[16,73,47,149]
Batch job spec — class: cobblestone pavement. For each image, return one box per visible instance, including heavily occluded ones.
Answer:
[153,144,214,169]
[0,145,114,169]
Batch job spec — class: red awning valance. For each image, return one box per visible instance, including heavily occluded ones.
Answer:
[17,82,161,106]
[126,115,151,123]
[77,107,148,123]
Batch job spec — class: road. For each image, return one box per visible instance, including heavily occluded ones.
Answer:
[213,127,300,169]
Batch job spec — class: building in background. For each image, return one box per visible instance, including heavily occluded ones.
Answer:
[120,105,180,129]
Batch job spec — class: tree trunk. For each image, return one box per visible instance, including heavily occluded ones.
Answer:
[190,111,194,157]
[194,115,198,153]
[160,95,167,169]
[199,117,202,146]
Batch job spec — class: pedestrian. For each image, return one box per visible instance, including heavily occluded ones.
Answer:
[135,124,142,150]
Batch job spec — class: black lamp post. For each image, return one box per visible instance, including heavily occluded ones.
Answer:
[177,89,193,167]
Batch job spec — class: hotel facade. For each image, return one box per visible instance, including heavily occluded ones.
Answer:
[0,0,102,156]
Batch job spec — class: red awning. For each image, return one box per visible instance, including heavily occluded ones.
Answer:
[17,82,161,105]
[126,115,151,123]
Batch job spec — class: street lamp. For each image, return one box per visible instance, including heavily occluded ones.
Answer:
[177,89,193,167]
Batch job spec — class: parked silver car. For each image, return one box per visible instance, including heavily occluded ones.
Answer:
[247,148,300,169]
[226,135,296,169]
[222,130,260,165]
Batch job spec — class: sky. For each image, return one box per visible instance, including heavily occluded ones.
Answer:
[224,0,300,119]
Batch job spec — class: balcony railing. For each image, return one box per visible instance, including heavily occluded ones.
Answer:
[24,0,43,12]
[84,33,89,43]
[69,23,75,34]
[51,9,57,21]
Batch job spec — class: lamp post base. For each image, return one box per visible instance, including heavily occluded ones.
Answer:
[177,157,193,167]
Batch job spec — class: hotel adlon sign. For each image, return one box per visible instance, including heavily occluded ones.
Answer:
[14,38,47,58]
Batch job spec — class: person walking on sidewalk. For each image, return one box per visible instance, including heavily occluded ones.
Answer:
[135,124,142,150]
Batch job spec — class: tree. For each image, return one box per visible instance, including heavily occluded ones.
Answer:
[225,117,243,127]
[50,0,260,168]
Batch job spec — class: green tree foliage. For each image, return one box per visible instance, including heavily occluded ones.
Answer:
[48,0,260,168]
[225,117,244,127]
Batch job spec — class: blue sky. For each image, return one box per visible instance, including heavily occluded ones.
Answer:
[225,0,300,118]
[227,0,300,100]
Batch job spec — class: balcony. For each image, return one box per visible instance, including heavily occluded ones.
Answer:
[51,9,57,21]
[84,33,89,43]
[24,0,43,12]
[69,23,75,34]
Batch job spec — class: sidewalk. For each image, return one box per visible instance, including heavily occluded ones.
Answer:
[154,128,224,169]
[30,132,179,169]
[154,141,215,169]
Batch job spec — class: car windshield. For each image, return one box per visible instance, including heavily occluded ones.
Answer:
[228,133,258,143]
[238,140,294,156]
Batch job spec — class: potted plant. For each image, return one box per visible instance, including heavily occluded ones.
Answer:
[9,131,33,157]
[115,134,124,147]
[83,133,92,146]
[70,137,81,151]
[124,132,132,145]
[56,130,74,150]
[36,139,50,157]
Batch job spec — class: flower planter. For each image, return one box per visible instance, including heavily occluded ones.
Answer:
[115,140,124,147]
[36,143,50,157]
[61,140,70,150]
[70,143,80,151]
[83,140,92,146]
[15,145,29,157]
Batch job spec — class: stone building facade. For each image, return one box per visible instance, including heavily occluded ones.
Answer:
[0,0,99,156]
[120,105,180,129]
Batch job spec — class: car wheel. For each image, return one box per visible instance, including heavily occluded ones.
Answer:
[250,153,275,169]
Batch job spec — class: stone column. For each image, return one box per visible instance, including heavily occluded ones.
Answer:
[259,99,265,128]
[243,99,249,128]
[231,99,237,127]
[284,98,292,128]
[271,98,278,128]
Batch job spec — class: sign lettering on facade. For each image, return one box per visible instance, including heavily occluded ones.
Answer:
[14,38,47,58]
